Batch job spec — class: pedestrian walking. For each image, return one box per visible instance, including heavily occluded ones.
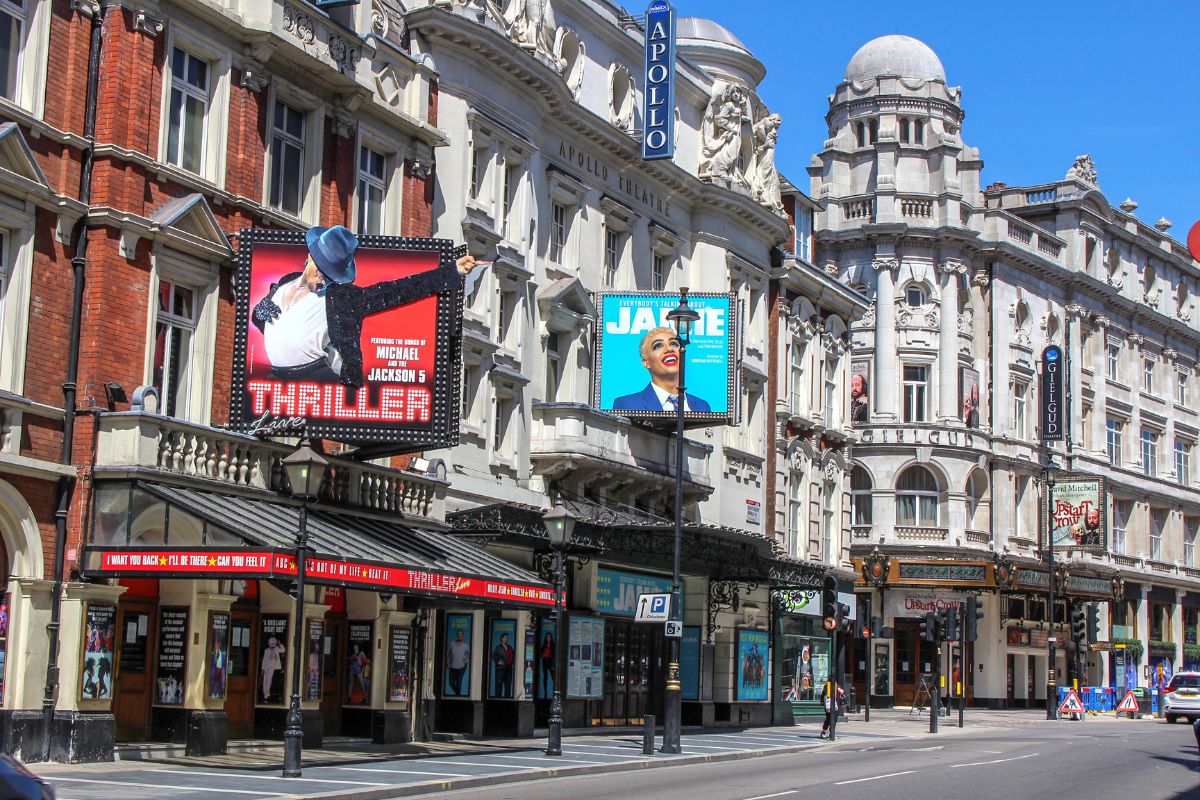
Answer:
[819,681,845,739]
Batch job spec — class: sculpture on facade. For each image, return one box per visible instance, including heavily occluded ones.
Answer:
[502,0,556,56]
[699,82,750,189]
[751,113,783,212]
[1066,153,1099,186]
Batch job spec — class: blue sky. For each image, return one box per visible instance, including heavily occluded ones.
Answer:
[673,0,1199,237]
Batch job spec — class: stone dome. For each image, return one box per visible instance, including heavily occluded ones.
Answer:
[676,17,750,52]
[843,35,945,83]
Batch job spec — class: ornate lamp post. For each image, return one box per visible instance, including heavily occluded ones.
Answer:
[542,503,576,757]
[281,443,328,778]
[662,289,700,755]
[1042,457,1060,720]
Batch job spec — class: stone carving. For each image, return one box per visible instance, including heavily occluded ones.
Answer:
[957,306,974,335]
[854,305,876,328]
[370,1,389,37]
[699,82,750,189]
[823,458,840,484]
[872,257,899,272]
[1155,217,1173,232]
[503,0,557,56]
[554,27,585,95]
[751,113,783,212]
[328,33,360,73]
[1066,153,1099,186]
[283,6,317,45]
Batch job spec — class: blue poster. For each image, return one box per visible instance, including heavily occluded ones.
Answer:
[737,629,769,701]
[488,619,517,699]
[537,618,556,699]
[595,568,680,618]
[594,292,735,420]
[443,613,473,698]
[681,626,700,701]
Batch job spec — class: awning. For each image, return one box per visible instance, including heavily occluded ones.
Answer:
[83,482,556,608]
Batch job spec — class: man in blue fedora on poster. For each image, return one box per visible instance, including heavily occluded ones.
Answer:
[612,326,711,412]
[253,225,485,389]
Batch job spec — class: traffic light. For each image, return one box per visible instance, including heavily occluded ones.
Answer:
[920,611,937,642]
[838,602,854,634]
[1086,603,1099,644]
[822,576,839,632]
[965,595,984,642]
[869,615,883,638]
[1070,607,1086,645]
[942,605,958,643]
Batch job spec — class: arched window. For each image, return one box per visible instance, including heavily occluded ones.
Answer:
[896,466,939,527]
[854,121,866,148]
[965,469,989,532]
[904,283,927,307]
[913,120,924,144]
[868,118,879,144]
[851,466,873,526]
[899,118,910,144]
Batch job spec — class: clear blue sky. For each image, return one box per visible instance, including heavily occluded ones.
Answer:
[673,0,1199,236]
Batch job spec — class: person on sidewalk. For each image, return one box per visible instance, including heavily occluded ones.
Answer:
[820,681,845,739]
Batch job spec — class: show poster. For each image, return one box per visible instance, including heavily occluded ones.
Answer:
[388,626,410,704]
[155,607,188,706]
[258,614,288,705]
[680,626,701,701]
[81,604,116,701]
[231,227,465,452]
[522,627,535,699]
[1042,474,1106,552]
[593,292,737,423]
[960,366,980,428]
[0,594,9,705]
[736,629,769,702]
[850,361,870,424]
[537,618,556,700]
[306,619,324,702]
[207,612,230,700]
[566,616,604,699]
[346,621,373,705]
[488,618,518,699]
[443,613,473,698]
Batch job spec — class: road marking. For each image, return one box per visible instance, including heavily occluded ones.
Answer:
[483,753,609,764]
[742,791,798,800]
[834,771,916,785]
[144,769,387,787]
[904,746,943,752]
[331,767,481,777]
[45,777,274,795]
[951,753,1038,768]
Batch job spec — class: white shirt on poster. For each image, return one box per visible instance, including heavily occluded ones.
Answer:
[262,278,330,368]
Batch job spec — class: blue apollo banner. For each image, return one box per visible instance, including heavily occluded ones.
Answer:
[642,0,676,160]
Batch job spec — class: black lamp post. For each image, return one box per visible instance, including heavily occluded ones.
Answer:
[542,503,575,757]
[1042,457,1060,720]
[662,289,700,755]
[281,443,328,778]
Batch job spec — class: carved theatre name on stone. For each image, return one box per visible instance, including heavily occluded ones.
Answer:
[555,141,673,218]
[856,426,982,448]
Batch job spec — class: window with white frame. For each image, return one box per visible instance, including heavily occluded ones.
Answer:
[268,100,306,216]
[0,0,24,101]
[904,284,927,307]
[492,395,514,453]
[1141,427,1159,477]
[1143,357,1155,394]
[357,145,386,235]
[501,161,520,233]
[902,364,928,422]
[789,340,804,414]
[1185,517,1198,567]
[1178,370,1189,406]
[461,362,479,418]
[1107,417,1124,466]
[823,356,838,427]
[1176,438,1192,485]
[652,253,667,291]
[164,46,210,175]
[469,146,483,200]
[1012,381,1027,438]
[0,0,50,115]
[794,205,812,262]
[0,230,7,350]
[496,283,518,349]
[821,485,835,563]
[1150,509,1166,561]
[850,466,872,526]
[787,474,804,557]
[896,465,939,527]
[1107,343,1120,381]
[151,278,198,419]
[545,331,561,402]
[549,202,567,263]
[1112,499,1130,555]
[604,226,620,286]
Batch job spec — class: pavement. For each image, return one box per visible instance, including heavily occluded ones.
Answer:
[29,709,1167,800]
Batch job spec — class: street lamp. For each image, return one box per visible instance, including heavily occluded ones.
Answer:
[1041,457,1060,720]
[662,289,700,756]
[542,503,575,757]
[281,443,328,778]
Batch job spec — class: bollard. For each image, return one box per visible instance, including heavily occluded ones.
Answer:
[643,714,656,755]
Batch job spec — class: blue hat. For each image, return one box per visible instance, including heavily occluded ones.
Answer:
[305,225,358,285]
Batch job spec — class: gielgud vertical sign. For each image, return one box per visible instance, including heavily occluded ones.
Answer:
[230,227,466,452]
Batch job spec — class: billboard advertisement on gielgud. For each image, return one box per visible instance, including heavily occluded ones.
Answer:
[230,227,464,451]
[1041,474,1107,554]
[593,292,737,425]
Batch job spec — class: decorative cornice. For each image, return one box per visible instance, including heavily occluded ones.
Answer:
[239,68,269,92]
[1064,302,1087,319]
[937,259,968,275]
[133,9,164,37]
[1127,332,1144,347]
[70,0,100,17]
[872,257,899,272]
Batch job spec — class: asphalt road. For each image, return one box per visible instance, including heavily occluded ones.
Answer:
[424,723,1200,800]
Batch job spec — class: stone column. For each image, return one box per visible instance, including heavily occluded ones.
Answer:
[1090,316,1111,456]
[1065,304,1086,449]
[938,260,965,422]
[873,257,899,420]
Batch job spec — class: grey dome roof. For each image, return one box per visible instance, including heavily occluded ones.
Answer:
[844,35,945,83]
[676,17,749,52]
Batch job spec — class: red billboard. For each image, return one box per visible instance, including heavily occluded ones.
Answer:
[230,228,465,451]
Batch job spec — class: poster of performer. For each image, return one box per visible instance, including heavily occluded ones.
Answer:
[231,226,487,449]
[306,619,324,702]
[155,608,188,705]
[346,622,373,705]
[593,292,737,424]
[81,604,116,701]
[258,614,288,705]
[537,618,556,700]
[208,612,230,700]
[443,614,473,698]
[960,366,980,428]
[1043,474,1107,552]
[488,619,517,699]
[388,626,410,705]
[737,629,769,701]
[850,361,870,424]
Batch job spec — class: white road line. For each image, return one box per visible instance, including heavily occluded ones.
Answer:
[665,743,753,751]
[329,767,481,777]
[144,769,387,787]
[390,760,536,769]
[834,771,916,785]
[951,753,1038,768]
[742,791,799,800]
[484,753,609,764]
[45,777,274,795]
[903,746,944,752]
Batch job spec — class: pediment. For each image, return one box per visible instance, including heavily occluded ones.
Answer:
[0,122,55,198]
[537,277,596,332]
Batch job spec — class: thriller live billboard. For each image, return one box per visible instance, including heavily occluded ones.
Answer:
[229,227,463,452]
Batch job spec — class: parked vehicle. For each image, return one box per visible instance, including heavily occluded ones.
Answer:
[1163,671,1200,724]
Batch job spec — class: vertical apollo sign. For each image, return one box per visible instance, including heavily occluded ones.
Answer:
[642,0,676,160]
[1040,344,1065,441]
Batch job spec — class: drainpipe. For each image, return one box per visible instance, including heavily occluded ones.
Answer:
[42,3,106,762]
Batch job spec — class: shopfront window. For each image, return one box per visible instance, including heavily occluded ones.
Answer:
[778,627,830,706]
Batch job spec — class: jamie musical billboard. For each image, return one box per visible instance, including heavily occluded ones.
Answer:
[230,227,463,450]
[592,292,737,425]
